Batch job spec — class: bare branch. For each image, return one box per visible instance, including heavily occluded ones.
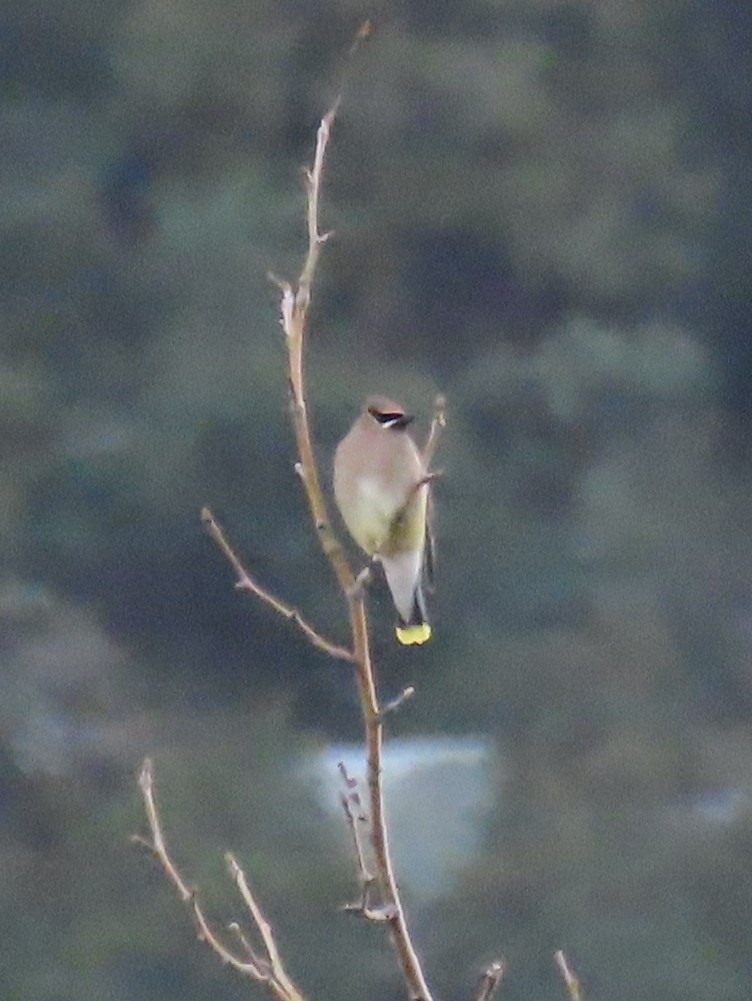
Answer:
[422,394,447,470]
[473,961,506,1001]
[299,104,338,303]
[389,397,446,535]
[136,759,193,903]
[142,36,443,1001]
[227,854,304,1001]
[228,921,267,970]
[135,759,306,1001]
[380,686,416,717]
[277,103,435,1001]
[201,507,353,662]
[338,763,375,912]
[348,19,373,57]
[554,950,583,1001]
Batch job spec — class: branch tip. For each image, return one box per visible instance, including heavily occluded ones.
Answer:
[136,759,305,1000]
[422,394,447,469]
[138,756,153,792]
[554,950,582,1001]
[337,761,358,789]
[473,961,505,1001]
[381,686,416,717]
[268,272,292,295]
[145,44,436,1001]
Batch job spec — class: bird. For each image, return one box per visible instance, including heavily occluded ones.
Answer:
[333,395,433,645]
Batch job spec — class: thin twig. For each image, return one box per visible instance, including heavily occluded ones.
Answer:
[135,759,305,1001]
[227,854,304,1001]
[389,396,445,545]
[348,19,373,57]
[473,961,506,1001]
[201,507,353,662]
[422,394,447,469]
[340,793,374,902]
[136,759,193,902]
[555,950,583,1001]
[380,686,416,717]
[299,105,337,306]
[228,921,267,970]
[338,763,375,911]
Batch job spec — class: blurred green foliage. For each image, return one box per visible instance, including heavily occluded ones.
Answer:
[2,1,752,999]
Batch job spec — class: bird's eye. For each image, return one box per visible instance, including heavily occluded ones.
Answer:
[369,408,412,429]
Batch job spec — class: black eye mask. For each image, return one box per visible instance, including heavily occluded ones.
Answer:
[369,408,414,429]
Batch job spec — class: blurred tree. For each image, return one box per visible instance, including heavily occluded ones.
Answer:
[2,0,752,999]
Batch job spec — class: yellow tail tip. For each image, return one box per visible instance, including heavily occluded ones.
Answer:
[396,623,432,646]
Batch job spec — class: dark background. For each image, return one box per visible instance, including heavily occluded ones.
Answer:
[3,1,752,999]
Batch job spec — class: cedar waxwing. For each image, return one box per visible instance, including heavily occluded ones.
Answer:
[333,396,432,645]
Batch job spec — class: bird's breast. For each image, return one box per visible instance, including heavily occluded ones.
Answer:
[356,475,395,513]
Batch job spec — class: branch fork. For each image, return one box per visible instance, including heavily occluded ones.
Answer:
[134,759,305,1001]
[137,66,507,1001]
[203,97,438,1001]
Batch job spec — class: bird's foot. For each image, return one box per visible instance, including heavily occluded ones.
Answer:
[347,563,374,601]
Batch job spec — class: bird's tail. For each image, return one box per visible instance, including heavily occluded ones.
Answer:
[395,584,431,646]
[381,550,432,646]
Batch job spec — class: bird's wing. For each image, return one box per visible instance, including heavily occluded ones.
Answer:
[423,488,436,591]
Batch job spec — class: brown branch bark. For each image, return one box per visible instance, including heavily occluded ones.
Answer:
[472,961,505,1001]
[134,760,306,1001]
[137,43,505,1001]
[201,507,353,661]
[278,102,435,1001]
[554,950,583,1001]
[422,394,447,469]
[338,763,376,913]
